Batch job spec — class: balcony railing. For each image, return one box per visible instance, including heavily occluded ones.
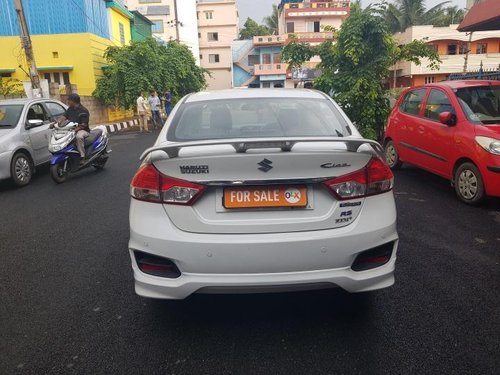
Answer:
[252,32,334,46]
[253,35,285,45]
[284,1,350,10]
[254,63,288,75]
[286,32,334,42]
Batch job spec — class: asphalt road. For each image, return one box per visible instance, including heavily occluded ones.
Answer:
[1,130,499,375]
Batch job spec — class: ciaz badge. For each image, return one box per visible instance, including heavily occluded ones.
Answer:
[321,162,351,168]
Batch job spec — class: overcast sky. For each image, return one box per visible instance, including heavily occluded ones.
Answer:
[236,0,467,26]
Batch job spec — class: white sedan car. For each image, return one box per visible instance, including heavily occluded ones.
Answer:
[129,89,398,299]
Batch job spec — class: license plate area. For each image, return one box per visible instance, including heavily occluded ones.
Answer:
[222,185,309,209]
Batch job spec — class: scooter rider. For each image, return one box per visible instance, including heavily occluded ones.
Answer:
[56,94,90,165]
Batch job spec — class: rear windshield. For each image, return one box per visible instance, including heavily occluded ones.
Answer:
[168,98,349,141]
[0,105,23,128]
[455,86,500,124]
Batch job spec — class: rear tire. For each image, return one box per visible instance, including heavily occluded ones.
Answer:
[93,158,108,170]
[93,151,108,170]
[50,163,69,184]
[10,152,33,187]
[384,140,402,169]
[454,162,485,205]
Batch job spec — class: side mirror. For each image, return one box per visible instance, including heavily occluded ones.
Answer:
[26,119,44,129]
[438,112,457,126]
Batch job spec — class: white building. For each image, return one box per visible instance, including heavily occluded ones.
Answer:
[124,0,200,64]
[197,0,239,90]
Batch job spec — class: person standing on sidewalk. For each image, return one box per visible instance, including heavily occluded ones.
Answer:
[164,89,172,117]
[148,90,162,129]
[136,93,149,132]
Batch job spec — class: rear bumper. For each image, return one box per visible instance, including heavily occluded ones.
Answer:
[132,258,396,299]
[129,192,399,299]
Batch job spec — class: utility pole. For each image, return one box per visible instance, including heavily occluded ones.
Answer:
[14,0,42,98]
[173,0,180,42]
[462,32,473,73]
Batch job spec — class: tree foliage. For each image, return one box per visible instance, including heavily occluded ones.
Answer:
[263,5,279,35]
[93,38,207,109]
[432,5,466,27]
[282,5,440,139]
[239,18,271,39]
[0,78,24,96]
[380,0,465,33]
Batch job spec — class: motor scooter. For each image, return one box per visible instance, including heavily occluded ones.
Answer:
[48,120,110,183]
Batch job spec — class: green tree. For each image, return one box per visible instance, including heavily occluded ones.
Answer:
[263,5,279,35]
[381,0,450,33]
[433,5,466,27]
[93,38,207,109]
[239,17,271,39]
[282,5,440,139]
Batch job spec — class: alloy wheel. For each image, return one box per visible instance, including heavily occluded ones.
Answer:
[15,157,31,183]
[385,144,397,166]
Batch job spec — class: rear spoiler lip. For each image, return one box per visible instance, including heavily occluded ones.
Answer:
[139,137,383,161]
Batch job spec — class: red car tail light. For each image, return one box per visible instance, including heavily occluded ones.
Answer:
[324,157,394,200]
[131,164,206,205]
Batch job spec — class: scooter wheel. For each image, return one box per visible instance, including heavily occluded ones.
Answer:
[50,163,69,184]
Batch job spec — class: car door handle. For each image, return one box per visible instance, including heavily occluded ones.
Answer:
[418,126,425,134]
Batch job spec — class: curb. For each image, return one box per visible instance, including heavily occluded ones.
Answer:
[91,118,139,133]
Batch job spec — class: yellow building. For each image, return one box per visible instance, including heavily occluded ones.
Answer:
[0,0,133,97]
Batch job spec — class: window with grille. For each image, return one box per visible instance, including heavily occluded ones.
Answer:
[208,32,218,41]
[209,54,220,63]
[119,23,125,44]
[151,20,164,33]
[476,43,487,54]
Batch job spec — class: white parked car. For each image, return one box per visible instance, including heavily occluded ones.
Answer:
[129,89,398,299]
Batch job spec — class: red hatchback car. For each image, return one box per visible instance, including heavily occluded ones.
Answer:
[384,80,500,204]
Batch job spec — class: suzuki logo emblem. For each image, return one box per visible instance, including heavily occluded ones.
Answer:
[258,158,273,172]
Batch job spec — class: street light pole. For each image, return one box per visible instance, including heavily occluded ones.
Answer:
[14,0,42,97]
[173,0,180,42]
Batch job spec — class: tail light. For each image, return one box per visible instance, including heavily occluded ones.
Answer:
[130,164,206,205]
[324,157,394,200]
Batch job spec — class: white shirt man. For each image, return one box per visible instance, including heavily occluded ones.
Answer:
[136,94,149,132]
